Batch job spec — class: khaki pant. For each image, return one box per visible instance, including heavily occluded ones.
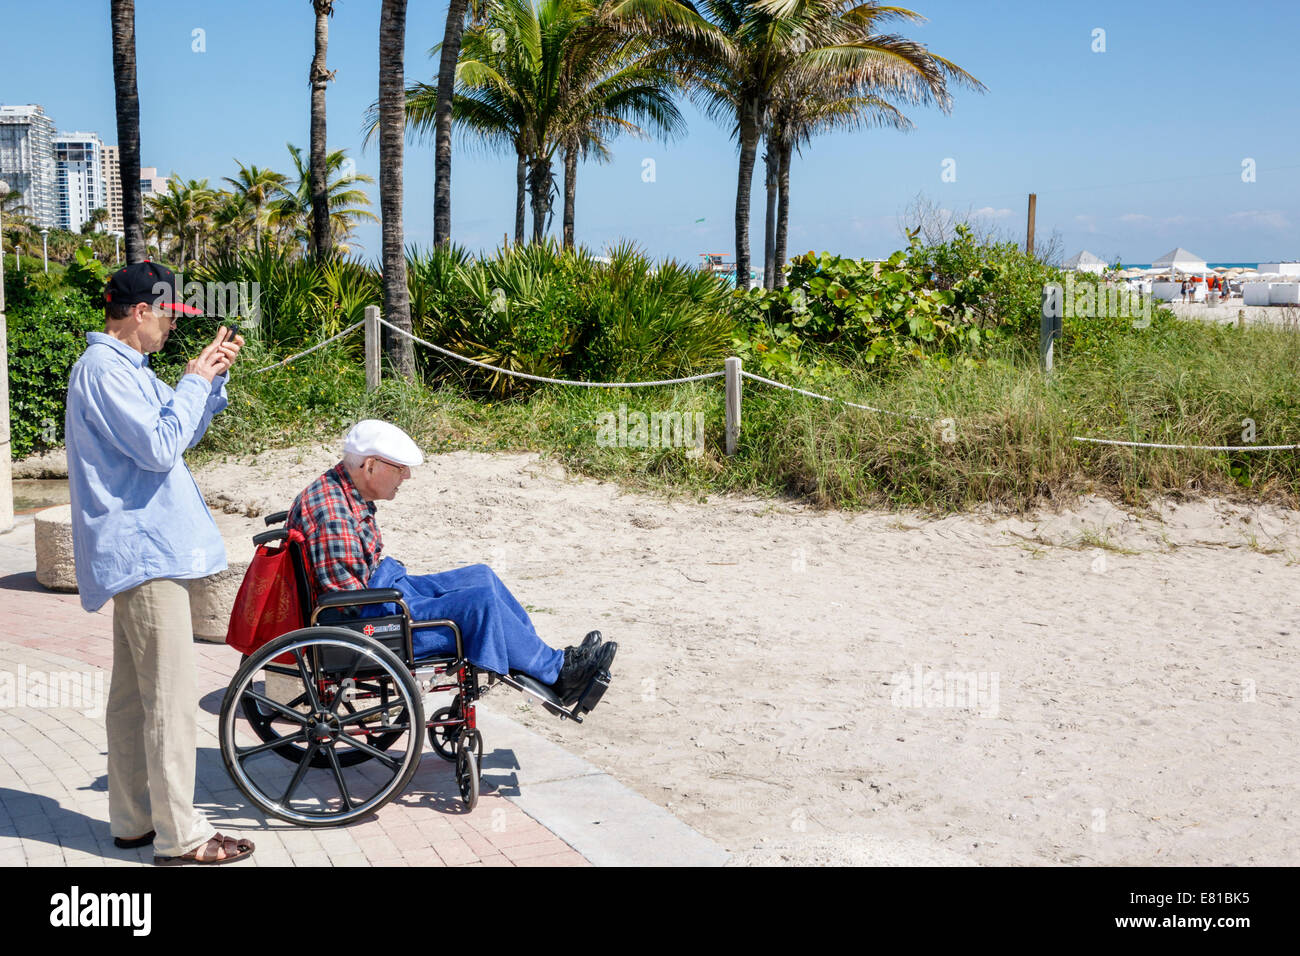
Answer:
[108,577,215,857]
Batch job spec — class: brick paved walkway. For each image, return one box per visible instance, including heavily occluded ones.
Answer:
[0,568,587,867]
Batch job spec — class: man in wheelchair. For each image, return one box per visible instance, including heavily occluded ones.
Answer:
[285,420,617,709]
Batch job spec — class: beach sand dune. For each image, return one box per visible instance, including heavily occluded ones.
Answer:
[197,446,1300,866]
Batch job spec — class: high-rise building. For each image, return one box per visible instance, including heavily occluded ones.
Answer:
[140,166,169,198]
[0,104,58,228]
[102,144,123,234]
[54,131,108,233]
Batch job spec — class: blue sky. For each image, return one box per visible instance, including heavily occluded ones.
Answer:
[2,0,1297,265]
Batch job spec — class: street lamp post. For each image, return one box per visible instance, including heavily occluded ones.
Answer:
[41,228,49,273]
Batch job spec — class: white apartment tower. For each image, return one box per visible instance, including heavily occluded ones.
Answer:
[54,131,108,233]
[0,104,58,228]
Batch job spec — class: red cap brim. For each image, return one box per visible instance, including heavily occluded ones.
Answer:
[158,302,204,316]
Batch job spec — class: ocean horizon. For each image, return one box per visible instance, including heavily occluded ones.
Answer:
[1122,262,1268,270]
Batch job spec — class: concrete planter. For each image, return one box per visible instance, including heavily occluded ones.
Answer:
[189,559,251,643]
[34,505,78,592]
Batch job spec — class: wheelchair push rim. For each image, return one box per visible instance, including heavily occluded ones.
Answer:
[220,628,425,827]
[238,657,410,768]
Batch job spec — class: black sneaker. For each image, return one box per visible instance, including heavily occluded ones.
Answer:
[591,641,617,676]
[553,641,618,706]
[580,630,602,653]
[552,646,590,704]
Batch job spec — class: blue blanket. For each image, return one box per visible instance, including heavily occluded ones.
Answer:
[359,556,563,683]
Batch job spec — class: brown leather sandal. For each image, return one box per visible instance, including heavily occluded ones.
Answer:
[155,832,255,866]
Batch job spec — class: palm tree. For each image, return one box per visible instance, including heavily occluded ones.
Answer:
[379,0,415,379]
[1,188,40,260]
[634,0,977,288]
[81,207,111,235]
[310,0,336,260]
[212,190,254,256]
[144,177,218,266]
[553,1,686,248]
[269,144,377,255]
[223,162,290,245]
[445,0,684,244]
[111,0,146,262]
[757,0,982,287]
[433,0,473,246]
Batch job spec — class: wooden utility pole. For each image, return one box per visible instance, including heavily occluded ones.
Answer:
[1026,193,1037,258]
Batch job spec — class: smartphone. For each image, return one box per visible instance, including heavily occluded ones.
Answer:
[224,328,236,343]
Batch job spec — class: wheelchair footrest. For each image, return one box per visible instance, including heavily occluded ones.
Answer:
[573,668,611,716]
[507,671,568,717]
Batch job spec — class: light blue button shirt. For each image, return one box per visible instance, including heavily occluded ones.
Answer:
[64,332,230,612]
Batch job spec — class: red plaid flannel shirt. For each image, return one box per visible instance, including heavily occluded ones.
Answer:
[286,462,383,603]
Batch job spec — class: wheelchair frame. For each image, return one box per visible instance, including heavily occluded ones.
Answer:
[218,510,609,827]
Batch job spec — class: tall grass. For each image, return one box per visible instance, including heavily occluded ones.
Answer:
[194,314,1300,513]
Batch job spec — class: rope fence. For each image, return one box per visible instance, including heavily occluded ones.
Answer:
[253,320,364,373]
[247,304,1297,457]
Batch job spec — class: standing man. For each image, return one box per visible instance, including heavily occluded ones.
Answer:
[65,261,254,865]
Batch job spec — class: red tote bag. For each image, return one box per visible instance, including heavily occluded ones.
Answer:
[226,529,307,656]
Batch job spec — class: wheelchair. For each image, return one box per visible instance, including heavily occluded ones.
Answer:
[218,510,611,827]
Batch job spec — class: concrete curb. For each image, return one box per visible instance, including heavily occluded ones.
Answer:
[476,706,729,867]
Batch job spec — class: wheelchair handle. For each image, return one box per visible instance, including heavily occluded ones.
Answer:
[252,528,289,547]
[264,510,289,527]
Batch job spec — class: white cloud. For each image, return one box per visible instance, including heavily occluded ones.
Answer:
[1118,213,1150,223]
[1226,209,1290,230]
[972,206,1013,219]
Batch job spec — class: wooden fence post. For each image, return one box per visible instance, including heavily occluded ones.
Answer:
[725,356,742,456]
[365,305,381,392]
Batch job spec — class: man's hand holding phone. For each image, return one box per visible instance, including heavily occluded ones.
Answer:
[186,325,245,382]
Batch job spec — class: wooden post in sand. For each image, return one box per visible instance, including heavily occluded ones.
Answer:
[365,305,381,391]
[1026,193,1037,258]
[725,356,742,456]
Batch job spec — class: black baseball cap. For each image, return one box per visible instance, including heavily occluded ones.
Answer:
[104,261,203,316]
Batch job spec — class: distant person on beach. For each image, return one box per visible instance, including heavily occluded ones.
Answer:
[286,420,617,707]
[1180,280,1190,303]
[64,262,255,866]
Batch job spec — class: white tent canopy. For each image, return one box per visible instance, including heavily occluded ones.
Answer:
[1064,250,1108,273]
[1151,247,1208,273]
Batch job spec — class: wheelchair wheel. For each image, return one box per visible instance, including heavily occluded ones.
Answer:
[220,627,425,827]
[238,655,407,768]
[455,729,481,810]
[427,694,462,762]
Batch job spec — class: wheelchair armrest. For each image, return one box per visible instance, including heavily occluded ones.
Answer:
[314,588,405,611]
[264,510,289,527]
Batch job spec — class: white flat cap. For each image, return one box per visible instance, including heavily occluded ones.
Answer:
[343,419,425,467]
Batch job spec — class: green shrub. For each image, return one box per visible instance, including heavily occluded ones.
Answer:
[4,279,103,457]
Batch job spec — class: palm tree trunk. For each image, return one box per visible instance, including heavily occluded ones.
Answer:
[514,148,526,246]
[762,143,778,290]
[775,137,792,289]
[110,0,146,263]
[734,102,761,290]
[562,146,576,250]
[310,0,333,261]
[528,156,551,244]
[379,0,414,380]
[434,0,470,246]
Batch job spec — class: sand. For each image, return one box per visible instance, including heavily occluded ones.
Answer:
[192,445,1300,866]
